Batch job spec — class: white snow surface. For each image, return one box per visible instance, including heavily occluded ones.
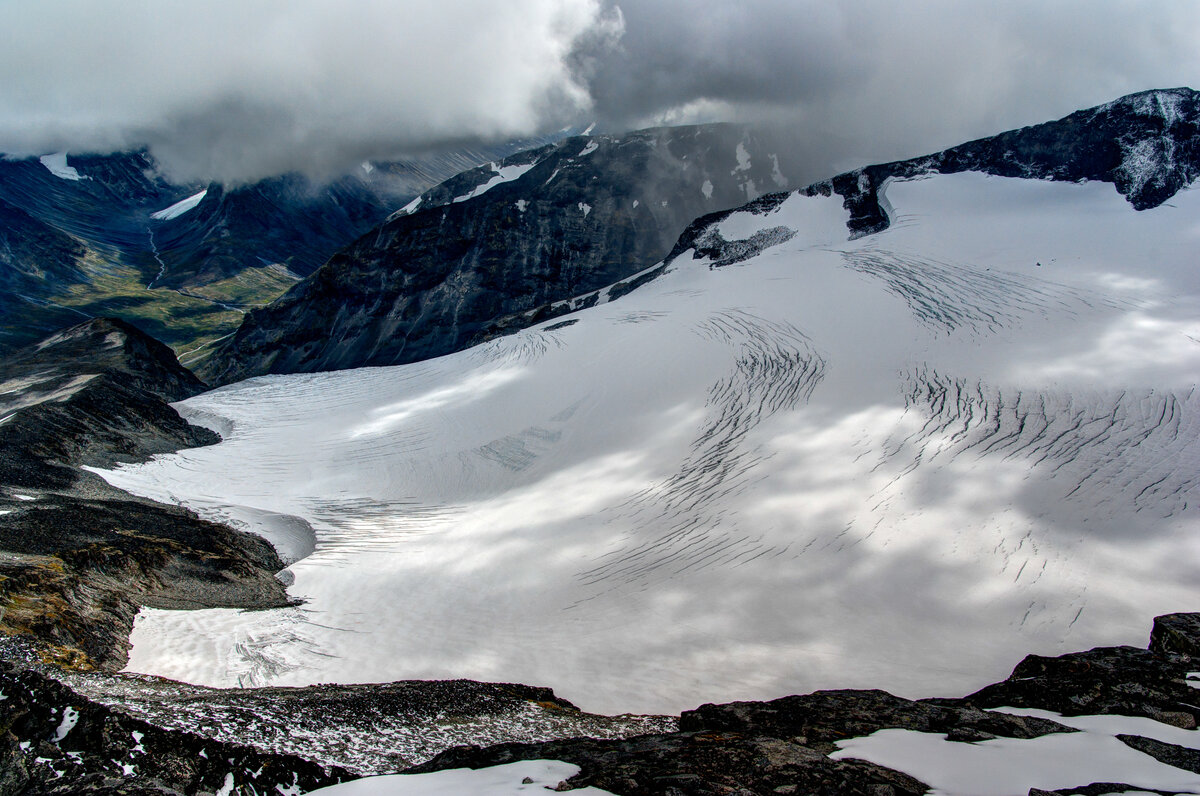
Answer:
[831,707,1200,795]
[308,760,613,795]
[94,173,1200,715]
[52,707,79,742]
[38,152,85,181]
[387,196,422,221]
[150,189,208,221]
[453,163,535,203]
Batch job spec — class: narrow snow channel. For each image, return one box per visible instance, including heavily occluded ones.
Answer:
[452,163,535,203]
[151,189,208,221]
[91,174,1200,715]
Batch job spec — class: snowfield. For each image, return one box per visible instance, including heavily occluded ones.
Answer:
[90,173,1200,716]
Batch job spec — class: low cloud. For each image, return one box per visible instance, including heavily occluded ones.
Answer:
[1,1,1198,183]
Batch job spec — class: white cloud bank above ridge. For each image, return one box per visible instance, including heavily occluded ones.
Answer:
[1,0,1199,183]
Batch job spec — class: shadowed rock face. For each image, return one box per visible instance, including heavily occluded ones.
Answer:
[0,317,213,489]
[0,319,290,670]
[200,123,795,384]
[0,138,570,358]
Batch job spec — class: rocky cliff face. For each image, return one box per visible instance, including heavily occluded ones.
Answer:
[0,319,290,671]
[200,124,795,383]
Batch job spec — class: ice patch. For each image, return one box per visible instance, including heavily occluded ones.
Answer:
[770,153,787,188]
[832,708,1200,796]
[515,199,528,213]
[39,152,85,181]
[454,163,535,203]
[578,202,591,217]
[308,760,614,795]
[701,180,713,200]
[578,141,599,157]
[732,142,751,173]
[53,707,79,742]
[151,189,208,221]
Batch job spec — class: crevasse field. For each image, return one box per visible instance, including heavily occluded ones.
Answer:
[91,173,1200,716]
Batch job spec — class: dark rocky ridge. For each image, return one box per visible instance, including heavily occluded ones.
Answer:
[200,124,795,384]
[0,319,290,671]
[670,86,1200,265]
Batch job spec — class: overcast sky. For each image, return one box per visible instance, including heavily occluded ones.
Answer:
[2,0,1198,183]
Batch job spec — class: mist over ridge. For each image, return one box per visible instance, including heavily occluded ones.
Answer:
[1,1,1197,183]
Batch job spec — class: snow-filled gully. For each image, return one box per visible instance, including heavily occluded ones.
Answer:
[89,173,1200,716]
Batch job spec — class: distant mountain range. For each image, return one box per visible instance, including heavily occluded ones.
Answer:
[0,133,575,359]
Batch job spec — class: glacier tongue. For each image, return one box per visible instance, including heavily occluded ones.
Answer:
[92,173,1200,715]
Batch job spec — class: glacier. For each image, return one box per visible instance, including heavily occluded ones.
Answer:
[89,172,1200,716]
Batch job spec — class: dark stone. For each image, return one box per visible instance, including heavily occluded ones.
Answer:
[0,657,350,795]
[1149,612,1200,658]
[954,645,1200,727]
[0,320,290,670]
[681,689,1070,752]
[1116,733,1200,773]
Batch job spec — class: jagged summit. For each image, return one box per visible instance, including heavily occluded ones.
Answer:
[819,85,1200,237]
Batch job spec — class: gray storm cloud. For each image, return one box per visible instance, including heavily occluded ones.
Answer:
[1,0,1198,183]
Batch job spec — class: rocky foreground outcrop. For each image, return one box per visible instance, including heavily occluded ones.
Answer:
[4,613,1198,794]
[405,613,1200,795]
[0,319,290,670]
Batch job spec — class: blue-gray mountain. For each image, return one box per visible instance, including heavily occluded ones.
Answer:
[0,136,569,355]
